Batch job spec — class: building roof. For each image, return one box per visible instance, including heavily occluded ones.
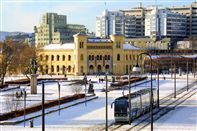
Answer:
[43,43,74,50]
[87,38,112,43]
[123,44,143,50]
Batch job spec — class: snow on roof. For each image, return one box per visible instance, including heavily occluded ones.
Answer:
[87,38,112,43]
[181,55,197,58]
[43,43,74,50]
[123,44,142,50]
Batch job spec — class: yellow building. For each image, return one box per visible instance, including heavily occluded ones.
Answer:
[38,33,145,75]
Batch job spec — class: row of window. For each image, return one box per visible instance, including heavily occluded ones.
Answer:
[89,55,111,61]
[40,65,73,73]
[40,55,72,61]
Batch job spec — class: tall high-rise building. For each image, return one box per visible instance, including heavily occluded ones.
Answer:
[96,10,136,38]
[169,2,197,37]
[120,3,145,38]
[34,13,86,47]
[145,7,187,39]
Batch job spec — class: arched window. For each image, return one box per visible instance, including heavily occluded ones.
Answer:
[97,55,99,60]
[105,55,107,60]
[45,66,48,74]
[62,55,65,61]
[100,55,102,60]
[68,65,71,72]
[46,55,49,61]
[51,65,54,72]
[126,55,128,61]
[80,66,83,73]
[108,55,110,60]
[92,55,94,60]
[57,65,59,72]
[51,55,54,61]
[89,55,91,60]
[80,54,84,61]
[117,54,120,61]
[40,55,43,61]
[57,55,60,61]
[68,55,71,61]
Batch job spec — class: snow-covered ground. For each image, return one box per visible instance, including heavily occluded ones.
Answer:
[145,89,197,131]
[0,74,196,131]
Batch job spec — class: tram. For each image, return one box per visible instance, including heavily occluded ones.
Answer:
[111,88,156,123]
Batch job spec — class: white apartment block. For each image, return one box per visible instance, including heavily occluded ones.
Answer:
[145,7,187,39]
[96,10,136,38]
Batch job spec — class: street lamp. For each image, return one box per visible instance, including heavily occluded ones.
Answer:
[187,61,189,91]
[132,52,153,131]
[42,81,45,131]
[128,73,131,124]
[83,74,87,106]
[105,72,109,131]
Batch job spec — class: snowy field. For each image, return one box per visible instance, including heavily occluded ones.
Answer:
[0,74,196,131]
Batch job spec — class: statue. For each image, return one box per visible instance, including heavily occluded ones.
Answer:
[30,57,37,74]
[30,57,38,94]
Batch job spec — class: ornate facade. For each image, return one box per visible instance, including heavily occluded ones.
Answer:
[38,33,145,75]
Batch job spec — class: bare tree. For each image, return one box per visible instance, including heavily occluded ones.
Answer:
[5,92,22,112]
[71,85,82,95]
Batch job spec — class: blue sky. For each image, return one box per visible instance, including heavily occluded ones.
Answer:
[0,0,195,33]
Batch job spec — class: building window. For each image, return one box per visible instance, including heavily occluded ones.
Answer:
[89,55,91,60]
[57,55,60,61]
[46,55,49,61]
[126,55,128,61]
[51,55,54,61]
[80,66,83,73]
[92,55,94,60]
[108,55,110,60]
[51,65,54,72]
[105,55,107,60]
[40,55,43,61]
[68,65,71,72]
[68,55,71,61]
[97,55,99,60]
[57,65,59,72]
[100,55,102,60]
[62,55,65,61]
[80,54,84,61]
[80,42,84,48]
[117,54,120,61]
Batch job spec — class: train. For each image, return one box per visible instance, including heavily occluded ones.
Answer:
[111,88,157,123]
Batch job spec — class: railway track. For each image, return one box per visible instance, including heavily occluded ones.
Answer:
[105,81,197,131]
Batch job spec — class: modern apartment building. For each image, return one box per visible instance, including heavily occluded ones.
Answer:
[34,13,86,47]
[96,10,136,38]
[145,7,187,39]
[120,4,145,38]
[169,2,197,37]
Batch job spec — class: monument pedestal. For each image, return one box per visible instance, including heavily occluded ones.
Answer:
[31,74,38,94]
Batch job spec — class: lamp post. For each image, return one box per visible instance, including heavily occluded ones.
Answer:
[157,67,160,108]
[174,64,176,99]
[105,72,108,131]
[84,74,87,106]
[42,81,45,131]
[187,61,189,91]
[58,81,60,116]
[128,73,131,124]
[23,88,26,127]
[132,52,153,131]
